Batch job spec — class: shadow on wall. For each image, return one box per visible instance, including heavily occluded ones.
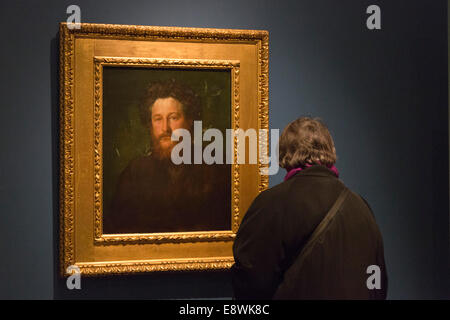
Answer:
[50,34,234,300]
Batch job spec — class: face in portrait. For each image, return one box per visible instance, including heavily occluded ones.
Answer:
[102,69,231,234]
[151,97,191,159]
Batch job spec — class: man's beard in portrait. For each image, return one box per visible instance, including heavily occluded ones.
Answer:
[152,132,177,161]
[152,131,192,184]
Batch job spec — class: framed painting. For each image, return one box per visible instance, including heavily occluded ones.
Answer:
[59,22,269,275]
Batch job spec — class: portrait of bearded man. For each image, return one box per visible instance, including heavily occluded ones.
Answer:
[104,79,231,234]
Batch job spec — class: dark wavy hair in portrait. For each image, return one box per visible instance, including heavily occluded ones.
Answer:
[139,78,202,129]
[279,116,337,171]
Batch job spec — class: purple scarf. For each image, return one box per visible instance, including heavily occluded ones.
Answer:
[284,163,339,181]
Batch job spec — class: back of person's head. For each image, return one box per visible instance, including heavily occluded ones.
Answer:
[279,116,337,171]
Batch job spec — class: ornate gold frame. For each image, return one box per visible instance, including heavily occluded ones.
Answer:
[59,23,269,276]
[93,57,241,245]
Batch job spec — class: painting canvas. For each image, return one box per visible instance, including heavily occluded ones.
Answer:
[102,67,232,234]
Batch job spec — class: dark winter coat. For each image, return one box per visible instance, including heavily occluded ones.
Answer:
[231,165,388,299]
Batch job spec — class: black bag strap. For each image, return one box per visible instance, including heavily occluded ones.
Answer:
[295,188,350,266]
[273,188,350,299]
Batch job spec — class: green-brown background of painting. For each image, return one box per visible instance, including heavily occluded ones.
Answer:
[102,67,231,215]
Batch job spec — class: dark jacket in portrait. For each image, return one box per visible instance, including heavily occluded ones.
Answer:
[231,165,388,299]
[104,154,231,234]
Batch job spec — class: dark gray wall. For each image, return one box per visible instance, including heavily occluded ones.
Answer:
[0,0,448,299]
